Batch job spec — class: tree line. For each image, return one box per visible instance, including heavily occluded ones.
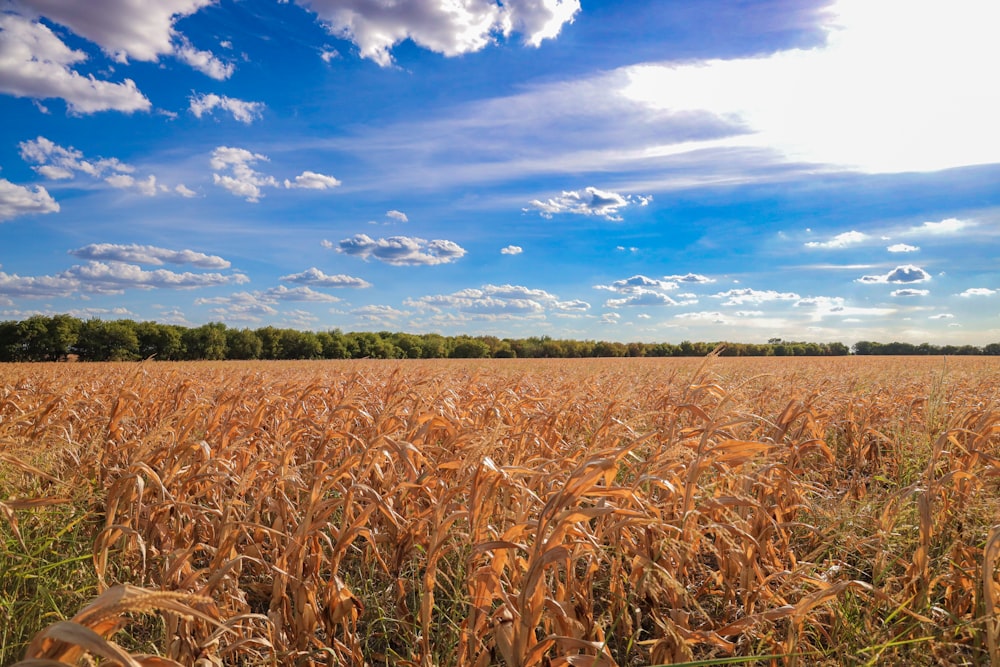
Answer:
[0,315,993,362]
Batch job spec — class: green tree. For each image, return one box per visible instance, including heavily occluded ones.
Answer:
[183,323,228,360]
[75,319,140,361]
[450,338,491,358]
[226,328,263,360]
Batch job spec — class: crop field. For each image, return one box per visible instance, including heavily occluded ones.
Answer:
[2,355,999,666]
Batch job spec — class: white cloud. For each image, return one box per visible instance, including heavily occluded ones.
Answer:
[929,313,955,320]
[805,230,868,249]
[665,273,715,284]
[175,184,197,197]
[405,283,586,318]
[0,270,77,298]
[905,218,970,236]
[0,13,151,113]
[887,243,919,253]
[65,261,249,293]
[14,0,213,62]
[0,179,59,222]
[189,93,264,123]
[21,136,132,179]
[620,0,1000,173]
[713,288,800,305]
[19,137,174,197]
[794,295,895,319]
[259,285,341,303]
[175,37,234,79]
[296,0,579,66]
[353,304,408,321]
[891,288,929,297]
[605,291,679,308]
[857,265,931,284]
[386,209,408,223]
[284,171,341,190]
[501,245,523,255]
[527,186,647,221]
[336,234,466,266]
[210,146,278,202]
[595,275,678,294]
[280,267,372,288]
[958,288,996,297]
[69,243,231,269]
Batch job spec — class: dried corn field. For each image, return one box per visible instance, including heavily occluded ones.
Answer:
[2,355,1000,666]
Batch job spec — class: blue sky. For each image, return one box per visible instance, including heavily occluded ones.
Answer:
[1,0,998,344]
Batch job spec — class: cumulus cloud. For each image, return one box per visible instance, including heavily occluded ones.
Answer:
[336,234,466,266]
[891,288,930,297]
[805,230,868,249]
[857,265,931,284]
[210,146,278,202]
[959,288,996,297]
[405,283,588,318]
[295,0,579,66]
[526,187,649,221]
[284,171,341,190]
[0,13,151,113]
[69,243,231,269]
[189,93,264,123]
[405,285,590,319]
[175,38,234,79]
[19,137,174,196]
[14,0,213,62]
[10,0,235,83]
[605,291,680,308]
[501,245,523,255]
[929,313,955,320]
[0,260,247,300]
[386,210,408,223]
[279,267,372,288]
[888,243,919,253]
[0,179,60,221]
[194,292,279,321]
[21,136,131,178]
[595,274,678,293]
[210,147,339,200]
[0,270,76,298]
[353,304,408,322]
[258,285,341,302]
[65,261,248,293]
[713,288,800,305]
[665,273,715,284]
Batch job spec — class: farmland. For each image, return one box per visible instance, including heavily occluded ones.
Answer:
[2,356,999,666]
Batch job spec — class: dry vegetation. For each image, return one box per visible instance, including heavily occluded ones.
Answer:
[1,355,1000,666]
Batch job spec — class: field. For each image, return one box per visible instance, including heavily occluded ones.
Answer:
[1,355,999,666]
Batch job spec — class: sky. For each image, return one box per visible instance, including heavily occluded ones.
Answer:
[1,0,999,345]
